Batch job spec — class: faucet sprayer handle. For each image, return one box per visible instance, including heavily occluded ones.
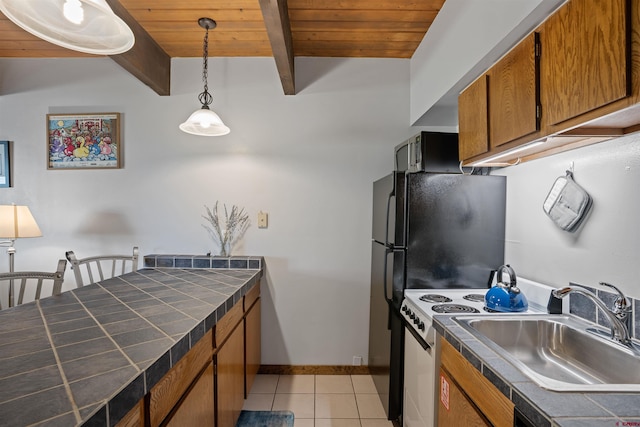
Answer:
[599,282,631,313]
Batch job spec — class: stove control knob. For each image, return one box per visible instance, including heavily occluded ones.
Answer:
[413,317,420,325]
[401,305,407,312]
[409,312,416,320]
[418,321,425,330]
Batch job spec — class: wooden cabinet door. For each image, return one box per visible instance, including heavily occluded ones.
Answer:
[440,338,514,427]
[115,400,143,427]
[438,369,491,427]
[149,330,213,427]
[458,74,489,161]
[215,323,245,427]
[540,0,629,125]
[165,362,215,427]
[488,32,539,148]
[245,298,261,397]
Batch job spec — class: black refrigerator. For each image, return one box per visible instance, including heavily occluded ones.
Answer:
[368,166,506,422]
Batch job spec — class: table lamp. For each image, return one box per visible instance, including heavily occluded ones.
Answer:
[0,204,42,273]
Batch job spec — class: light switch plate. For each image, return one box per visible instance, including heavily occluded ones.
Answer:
[258,211,268,228]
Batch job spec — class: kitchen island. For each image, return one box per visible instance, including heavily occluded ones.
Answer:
[0,255,263,426]
[434,315,640,426]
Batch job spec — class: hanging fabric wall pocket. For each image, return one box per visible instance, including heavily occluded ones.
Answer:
[542,170,592,232]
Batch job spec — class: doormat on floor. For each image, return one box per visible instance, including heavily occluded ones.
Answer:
[235,410,294,427]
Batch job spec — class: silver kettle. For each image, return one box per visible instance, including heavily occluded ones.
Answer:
[484,264,528,312]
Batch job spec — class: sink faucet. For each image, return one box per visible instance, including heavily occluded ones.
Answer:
[553,282,632,345]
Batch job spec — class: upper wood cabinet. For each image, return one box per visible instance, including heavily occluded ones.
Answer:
[540,0,630,126]
[458,0,635,165]
[488,33,539,148]
[458,74,489,160]
[458,33,539,162]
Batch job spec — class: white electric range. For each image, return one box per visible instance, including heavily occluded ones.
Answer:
[400,284,551,427]
[401,288,503,348]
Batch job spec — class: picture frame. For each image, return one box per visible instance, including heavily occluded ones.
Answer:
[47,113,122,169]
[0,141,9,188]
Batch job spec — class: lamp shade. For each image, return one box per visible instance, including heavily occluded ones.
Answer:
[179,108,231,136]
[0,0,135,55]
[0,205,42,239]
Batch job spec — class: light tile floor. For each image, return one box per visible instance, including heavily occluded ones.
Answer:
[243,374,395,427]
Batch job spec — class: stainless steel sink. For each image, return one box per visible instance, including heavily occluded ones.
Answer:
[455,314,640,392]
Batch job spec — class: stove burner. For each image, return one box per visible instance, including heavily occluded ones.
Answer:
[463,294,486,303]
[419,294,452,303]
[432,304,480,314]
[483,306,500,313]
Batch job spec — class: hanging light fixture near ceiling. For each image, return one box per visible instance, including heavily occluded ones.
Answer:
[0,0,134,55]
[179,17,230,137]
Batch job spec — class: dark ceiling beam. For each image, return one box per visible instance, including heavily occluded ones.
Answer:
[259,0,295,95]
[105,0,171,96]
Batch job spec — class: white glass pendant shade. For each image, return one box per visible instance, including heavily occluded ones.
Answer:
[179,108,230,136]
[0,0,135,55]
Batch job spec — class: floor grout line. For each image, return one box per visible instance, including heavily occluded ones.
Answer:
[244,374,393,426]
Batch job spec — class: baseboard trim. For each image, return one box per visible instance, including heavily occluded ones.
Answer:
[258,365,371,375]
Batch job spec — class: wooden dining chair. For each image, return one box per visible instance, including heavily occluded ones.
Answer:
[0,259,67,309]
[65,246,139,287]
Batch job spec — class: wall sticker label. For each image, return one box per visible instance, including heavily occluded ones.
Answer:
[440,374,450,411]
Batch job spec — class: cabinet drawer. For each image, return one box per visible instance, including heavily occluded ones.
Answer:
[149,329,213,427]
[215,300,243,348]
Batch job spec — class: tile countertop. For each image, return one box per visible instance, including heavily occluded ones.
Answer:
[0,255,263,427]
[433,316,640,427]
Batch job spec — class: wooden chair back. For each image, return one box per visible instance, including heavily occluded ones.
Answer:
[0,259,67,309]
[65,246,139,287]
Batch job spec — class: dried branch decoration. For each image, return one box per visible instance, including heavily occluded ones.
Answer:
[202,202,250,257]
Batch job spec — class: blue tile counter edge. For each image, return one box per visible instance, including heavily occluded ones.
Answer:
[143,254,263,270]
[0,263,263,427]
[433,316,640,426]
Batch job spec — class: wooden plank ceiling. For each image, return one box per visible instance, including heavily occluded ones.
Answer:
[0,0,446,95]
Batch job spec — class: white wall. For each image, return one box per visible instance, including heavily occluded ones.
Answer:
[495,134,640,299]
[0,56,415,365]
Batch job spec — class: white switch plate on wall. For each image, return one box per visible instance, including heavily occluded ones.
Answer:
[258,211,268,228]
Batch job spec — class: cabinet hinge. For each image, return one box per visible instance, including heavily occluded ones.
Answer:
[536,104,542,119]
[535,41,541,58]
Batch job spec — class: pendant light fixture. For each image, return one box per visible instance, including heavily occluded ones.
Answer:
[0,0,134,55]
[179,18,230,137]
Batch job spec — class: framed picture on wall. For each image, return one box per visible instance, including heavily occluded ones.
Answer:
[0,141,10,187]
[47,113,122,169]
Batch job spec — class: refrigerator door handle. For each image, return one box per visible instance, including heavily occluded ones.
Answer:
[383,246,392,305]
[384,190,394,247]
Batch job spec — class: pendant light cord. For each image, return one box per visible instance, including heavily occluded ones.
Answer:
[198,25,213,109]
